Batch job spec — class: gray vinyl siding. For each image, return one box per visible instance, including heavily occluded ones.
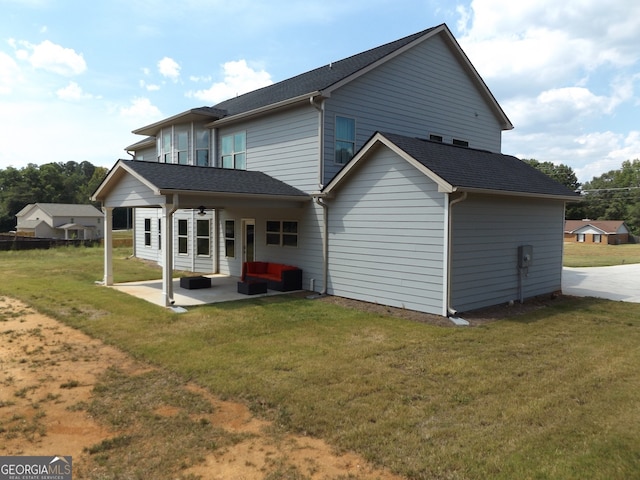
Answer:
[134,208,161,264]
[133,146,156,162]
[450,195,566,312]
[323,33,503,185]
[104,175,159,208]
[217,105,320,192]
[326,147,446,315]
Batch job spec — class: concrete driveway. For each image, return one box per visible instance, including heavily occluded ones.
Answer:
[562,264,640,303]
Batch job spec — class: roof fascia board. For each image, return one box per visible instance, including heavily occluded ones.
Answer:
[133,109,222,136]
[125,137,155,152]
[206,92,320,128]
[158,188,310,203]
[453,186,579,201]
[323,132,454,195]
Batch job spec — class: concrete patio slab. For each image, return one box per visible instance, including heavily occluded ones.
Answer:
[110,274,290,308]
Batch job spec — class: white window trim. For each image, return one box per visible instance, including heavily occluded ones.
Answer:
[334,115,356,165]
[266,220,299,248]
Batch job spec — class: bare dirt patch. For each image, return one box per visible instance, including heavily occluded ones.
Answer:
[0,297,403,479]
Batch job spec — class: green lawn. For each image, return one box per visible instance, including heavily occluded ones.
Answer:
[1,246,639,479]
[564,241,640,266]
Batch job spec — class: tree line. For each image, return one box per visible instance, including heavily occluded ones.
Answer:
[0,161,109,233]
[525,158,640,235]
[1,158,638,235]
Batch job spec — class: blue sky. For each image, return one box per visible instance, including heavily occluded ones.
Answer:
[1,0,638,184]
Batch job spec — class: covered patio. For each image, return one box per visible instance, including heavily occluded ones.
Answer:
[91,160,311,308]
[110,274,296,309]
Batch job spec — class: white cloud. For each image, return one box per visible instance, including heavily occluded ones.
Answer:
[188,59,273,104]
[14,39,86,76]
[139,79,160,91]
[119,97,162,120]
[0,51,20,94]
[459,0,640,88]
[157,56,180,81]
[503,87,619,131]
[457,0,640,182]
[56,81,94,101]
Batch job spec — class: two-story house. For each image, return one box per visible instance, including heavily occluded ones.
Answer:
[92,24,577,316]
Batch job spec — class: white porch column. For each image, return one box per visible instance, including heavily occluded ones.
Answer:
[102,207,114,286]
[161,201,176,306]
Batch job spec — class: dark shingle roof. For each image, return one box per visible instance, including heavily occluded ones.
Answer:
[377,133,580,198]
[120,160,308,198]
[212,26,439,117]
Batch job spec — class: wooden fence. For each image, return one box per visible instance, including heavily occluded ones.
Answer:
[0,235,101,251]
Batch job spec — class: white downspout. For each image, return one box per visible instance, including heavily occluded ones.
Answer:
[310,96,325,188]
[314,195,328,295]
[447,192,467,319]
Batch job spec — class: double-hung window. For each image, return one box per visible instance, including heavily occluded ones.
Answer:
[195,128,210,166]
[144,218,151,246]
[196,219,210,256]
[224,220,235,257]
[176,129,189,164]
[178,219,188,254]
[162,131,171,163]
[335,116,355,164]
[221,132,246,169]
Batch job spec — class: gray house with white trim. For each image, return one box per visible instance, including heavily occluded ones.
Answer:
[92,24,577,316]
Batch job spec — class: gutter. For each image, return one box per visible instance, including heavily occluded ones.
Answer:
[446,192,469,325]
[206,92,321,128]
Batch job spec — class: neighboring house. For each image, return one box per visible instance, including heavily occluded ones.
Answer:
[15,203,104,240]
[92,23,578,316]
[564,220,631,245]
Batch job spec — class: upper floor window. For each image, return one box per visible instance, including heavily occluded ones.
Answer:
[155,124,210,166]
[176,129,189,164]
[335,116,355,165]
[221,132,246,169]
[195,128,210,166]
[162,132,171,163]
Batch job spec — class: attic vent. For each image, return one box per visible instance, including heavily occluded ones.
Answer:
[429,134,443,142]
[452,139,469,147]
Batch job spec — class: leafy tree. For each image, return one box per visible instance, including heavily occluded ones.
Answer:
[581,159,640,235]
[523,159,580,191]
[0,161,108,232]
[523,159,584,219]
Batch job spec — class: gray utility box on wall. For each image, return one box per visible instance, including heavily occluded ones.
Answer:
[518,245,533,268]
